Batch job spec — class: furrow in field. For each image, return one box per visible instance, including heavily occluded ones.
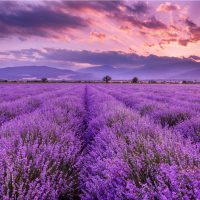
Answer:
[0,84,76,105]
[80,85,200,199]
[0,85,87,199]
[0,85,79,127]
[0,84,65,104]
[96,85,200,143]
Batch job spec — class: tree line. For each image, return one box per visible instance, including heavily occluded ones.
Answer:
[0,76,197,84]
[103,75,139,83]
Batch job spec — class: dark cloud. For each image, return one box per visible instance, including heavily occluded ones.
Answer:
[87,1,162,30]
[158,38,177,48]
[179,39,190,46]
[1,48,145,66]
[0,0,158,39]
[42,49,142,66]
[63,1,148,14]
[9,49,42,57]
[101,2,166,30]
[189,55,200,61]
[185,18,196,28]
[184,18,200,44]
[163,18,200,47]
[63,1,122,13]
[143,16,167,29]
[38,48,189,67]
[2,48,200,80]
[0,8,88,29]
[0,1,20,12]
[90,32,106,40]
[118,15,167,30]
[4,48,192,68]
[191,27,200,42]
[130,1,149,13]
[0,1,89,38]
[4,48,197,69]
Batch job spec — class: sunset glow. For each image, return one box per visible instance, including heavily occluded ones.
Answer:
[0,1,200,79]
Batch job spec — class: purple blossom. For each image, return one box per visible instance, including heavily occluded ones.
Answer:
[0,83,199,199]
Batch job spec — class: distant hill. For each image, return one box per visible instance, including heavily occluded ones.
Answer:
[0,66,94,80]
[0,59,200,80]
[78,59,200,80]
[0,66,74,80]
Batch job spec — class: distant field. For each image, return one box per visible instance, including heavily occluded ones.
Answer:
[0,84,199,199]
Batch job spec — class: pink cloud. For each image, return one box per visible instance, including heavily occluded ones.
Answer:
[90,32,106,40]
[157,2,180,12]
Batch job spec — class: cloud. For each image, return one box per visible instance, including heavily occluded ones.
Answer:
[1,48,200,79]
[0,1,198,57]
[185,18,196,27]
[130,1,149,14]
[179,39,190,46]
[0,0,157,40]
[155,18,200,47]
[189,55,200,62]
[2,48,200,80]
[117,14,167,30]
[142,16,167,29]
[184,18,200,43]
[63,1,156,32]
[157,2,180,12]
[6,48,191,67]
[0,48,145,66]
[90,32,106,40]
[64,1,148,15]
[0,1,90,39]
[42,49,142,66]
[63,1,123,13]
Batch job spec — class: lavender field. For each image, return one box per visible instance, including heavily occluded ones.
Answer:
[0,83,199,200]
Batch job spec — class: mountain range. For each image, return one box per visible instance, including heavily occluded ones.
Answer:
[0,58,200,80]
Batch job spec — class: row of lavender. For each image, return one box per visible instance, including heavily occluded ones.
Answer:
[96,84,200,143]
[0,84,199,199]
[0,84,86,199]
[81,85,200,199]
[0,84,66,103]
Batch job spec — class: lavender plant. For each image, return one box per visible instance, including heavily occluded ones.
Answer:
[0,83,199,199]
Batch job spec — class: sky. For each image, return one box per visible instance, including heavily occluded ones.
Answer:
[0,0,200,71]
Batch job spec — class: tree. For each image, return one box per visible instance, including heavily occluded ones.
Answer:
[182,80,188,84]
[41,77,48,83]
[103,75,112,83]
[131,77,139,83]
